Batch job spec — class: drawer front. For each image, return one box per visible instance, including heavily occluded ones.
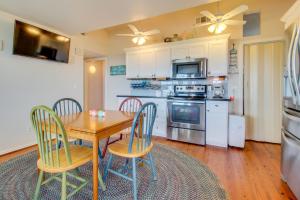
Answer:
[206,101,228,113]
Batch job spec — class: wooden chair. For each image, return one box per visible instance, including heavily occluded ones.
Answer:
[101,97,142,158]
[103,102,157,200]
[31,105,105,200]
[53,98,83,148]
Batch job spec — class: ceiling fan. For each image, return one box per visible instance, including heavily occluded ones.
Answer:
[195,4,248,34]
[116,24,160,45]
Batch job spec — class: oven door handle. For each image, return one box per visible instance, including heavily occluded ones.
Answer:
[170,101,205,105]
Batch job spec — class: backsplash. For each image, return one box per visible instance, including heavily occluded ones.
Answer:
[130,78,228,98]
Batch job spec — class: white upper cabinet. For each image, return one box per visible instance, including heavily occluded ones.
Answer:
[171,43,208,60]
[207,40,228,77]
[189,43,208,58]
[171,46,190,60]
[126,52,140,79]
[125,34,230,79]
[155,48,172,78]
[139,50,156,78]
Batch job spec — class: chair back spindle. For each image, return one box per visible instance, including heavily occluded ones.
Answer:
[53,98,82,116]
[31,105,72,168]
[128,102,157,153]
[119,97,142,113]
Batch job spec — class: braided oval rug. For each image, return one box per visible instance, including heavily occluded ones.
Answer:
[0,144,228,200]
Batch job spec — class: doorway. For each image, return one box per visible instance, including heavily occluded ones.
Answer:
[244,41,284,143]
[84,59,105,111]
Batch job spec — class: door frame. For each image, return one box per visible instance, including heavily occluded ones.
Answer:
[242,38,286,142]
[242,36,286,115]
[83,57,107,111]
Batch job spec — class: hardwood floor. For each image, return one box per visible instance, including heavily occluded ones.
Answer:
[0,138,296,200]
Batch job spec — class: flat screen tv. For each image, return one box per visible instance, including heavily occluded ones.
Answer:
[13,20,70,63]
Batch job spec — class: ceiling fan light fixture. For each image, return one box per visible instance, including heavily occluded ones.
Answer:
[215,23,227,34]
[137,37,146,45]
[208,24,216,33]
[132,37,138,44]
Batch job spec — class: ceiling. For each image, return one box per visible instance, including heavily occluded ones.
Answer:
[0,0,217,34]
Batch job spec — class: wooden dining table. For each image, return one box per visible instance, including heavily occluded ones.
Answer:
[58,110,135,200]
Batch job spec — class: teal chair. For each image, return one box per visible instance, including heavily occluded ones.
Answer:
[31,105,105,200]
[104,102,157,200]
[53,98,83,147]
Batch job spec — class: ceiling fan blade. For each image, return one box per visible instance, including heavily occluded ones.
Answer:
[115,34,136,37]
[224,20,246,25]
[222,5,248,20]
[200,11,217,21]
[194,22,213,27]
[142,29,160,36]
[128,24,139,34]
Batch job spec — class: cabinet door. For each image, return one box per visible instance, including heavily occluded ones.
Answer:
[140,98,167,137]
[171,46,189,60]
[155,48,172,78]
[206,101,228,147]
[126,52,140,78]
[139,50,156,78]
[189,43,208,58]
[207,40,228,76]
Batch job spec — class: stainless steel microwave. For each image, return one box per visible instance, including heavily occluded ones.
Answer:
[172,58,207,79]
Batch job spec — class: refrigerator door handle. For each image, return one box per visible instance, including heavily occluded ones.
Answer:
[287,24,298,104]
[282,128,300,145]
[283,110,300,123]
[291,25,300,104]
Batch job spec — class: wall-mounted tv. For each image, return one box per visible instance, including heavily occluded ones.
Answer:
[13,20,70,63]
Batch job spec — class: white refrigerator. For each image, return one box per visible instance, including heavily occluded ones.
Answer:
[281,20,300,199]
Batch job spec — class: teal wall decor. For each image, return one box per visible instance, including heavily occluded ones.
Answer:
[110,65,126,75]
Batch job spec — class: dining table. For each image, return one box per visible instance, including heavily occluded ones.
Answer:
[58,110,135,200]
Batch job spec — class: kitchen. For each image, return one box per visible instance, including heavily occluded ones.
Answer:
[117,34,236,148]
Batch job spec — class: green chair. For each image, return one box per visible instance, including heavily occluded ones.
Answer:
[53,98,83,148]
[104,102,157,200]
[31,105,105,200]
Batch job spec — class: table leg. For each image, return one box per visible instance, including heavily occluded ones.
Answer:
[93,138,99,200]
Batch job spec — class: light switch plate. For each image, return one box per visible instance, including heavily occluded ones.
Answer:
[0,40,4,51]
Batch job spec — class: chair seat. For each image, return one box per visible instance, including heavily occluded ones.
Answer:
[57,135,77,142]
[37,145,92,173]
[108,138,153,158]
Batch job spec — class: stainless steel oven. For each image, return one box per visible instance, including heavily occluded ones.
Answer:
[172,58,207,79]
[167,85,206,145]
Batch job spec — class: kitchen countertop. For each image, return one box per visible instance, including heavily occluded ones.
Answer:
[117,95,231,101]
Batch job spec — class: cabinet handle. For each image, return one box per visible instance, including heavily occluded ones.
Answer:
[215,105,219,107]
[207,109,210,112]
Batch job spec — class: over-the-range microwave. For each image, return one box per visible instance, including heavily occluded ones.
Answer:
[172,58,207,79]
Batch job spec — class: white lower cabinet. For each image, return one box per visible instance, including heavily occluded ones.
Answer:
[117,97,167,137]
[206,101,229,147]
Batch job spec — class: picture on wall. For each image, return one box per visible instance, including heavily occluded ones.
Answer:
[110,65,126,75]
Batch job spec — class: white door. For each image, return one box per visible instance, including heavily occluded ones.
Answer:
[171,46,189,60]
[207,40,228,76]
[139,50,156,78]
[126,52,140,78]
[244,42,284,143]
[155,48,172,78]
[84,60,105,111]
[189,43,208,58]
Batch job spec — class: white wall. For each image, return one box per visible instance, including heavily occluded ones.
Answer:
[0,11,85,155]
[104,54,130,110]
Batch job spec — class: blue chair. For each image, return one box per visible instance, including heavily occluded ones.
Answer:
[104,102,157,200]
[53,98,83,148]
